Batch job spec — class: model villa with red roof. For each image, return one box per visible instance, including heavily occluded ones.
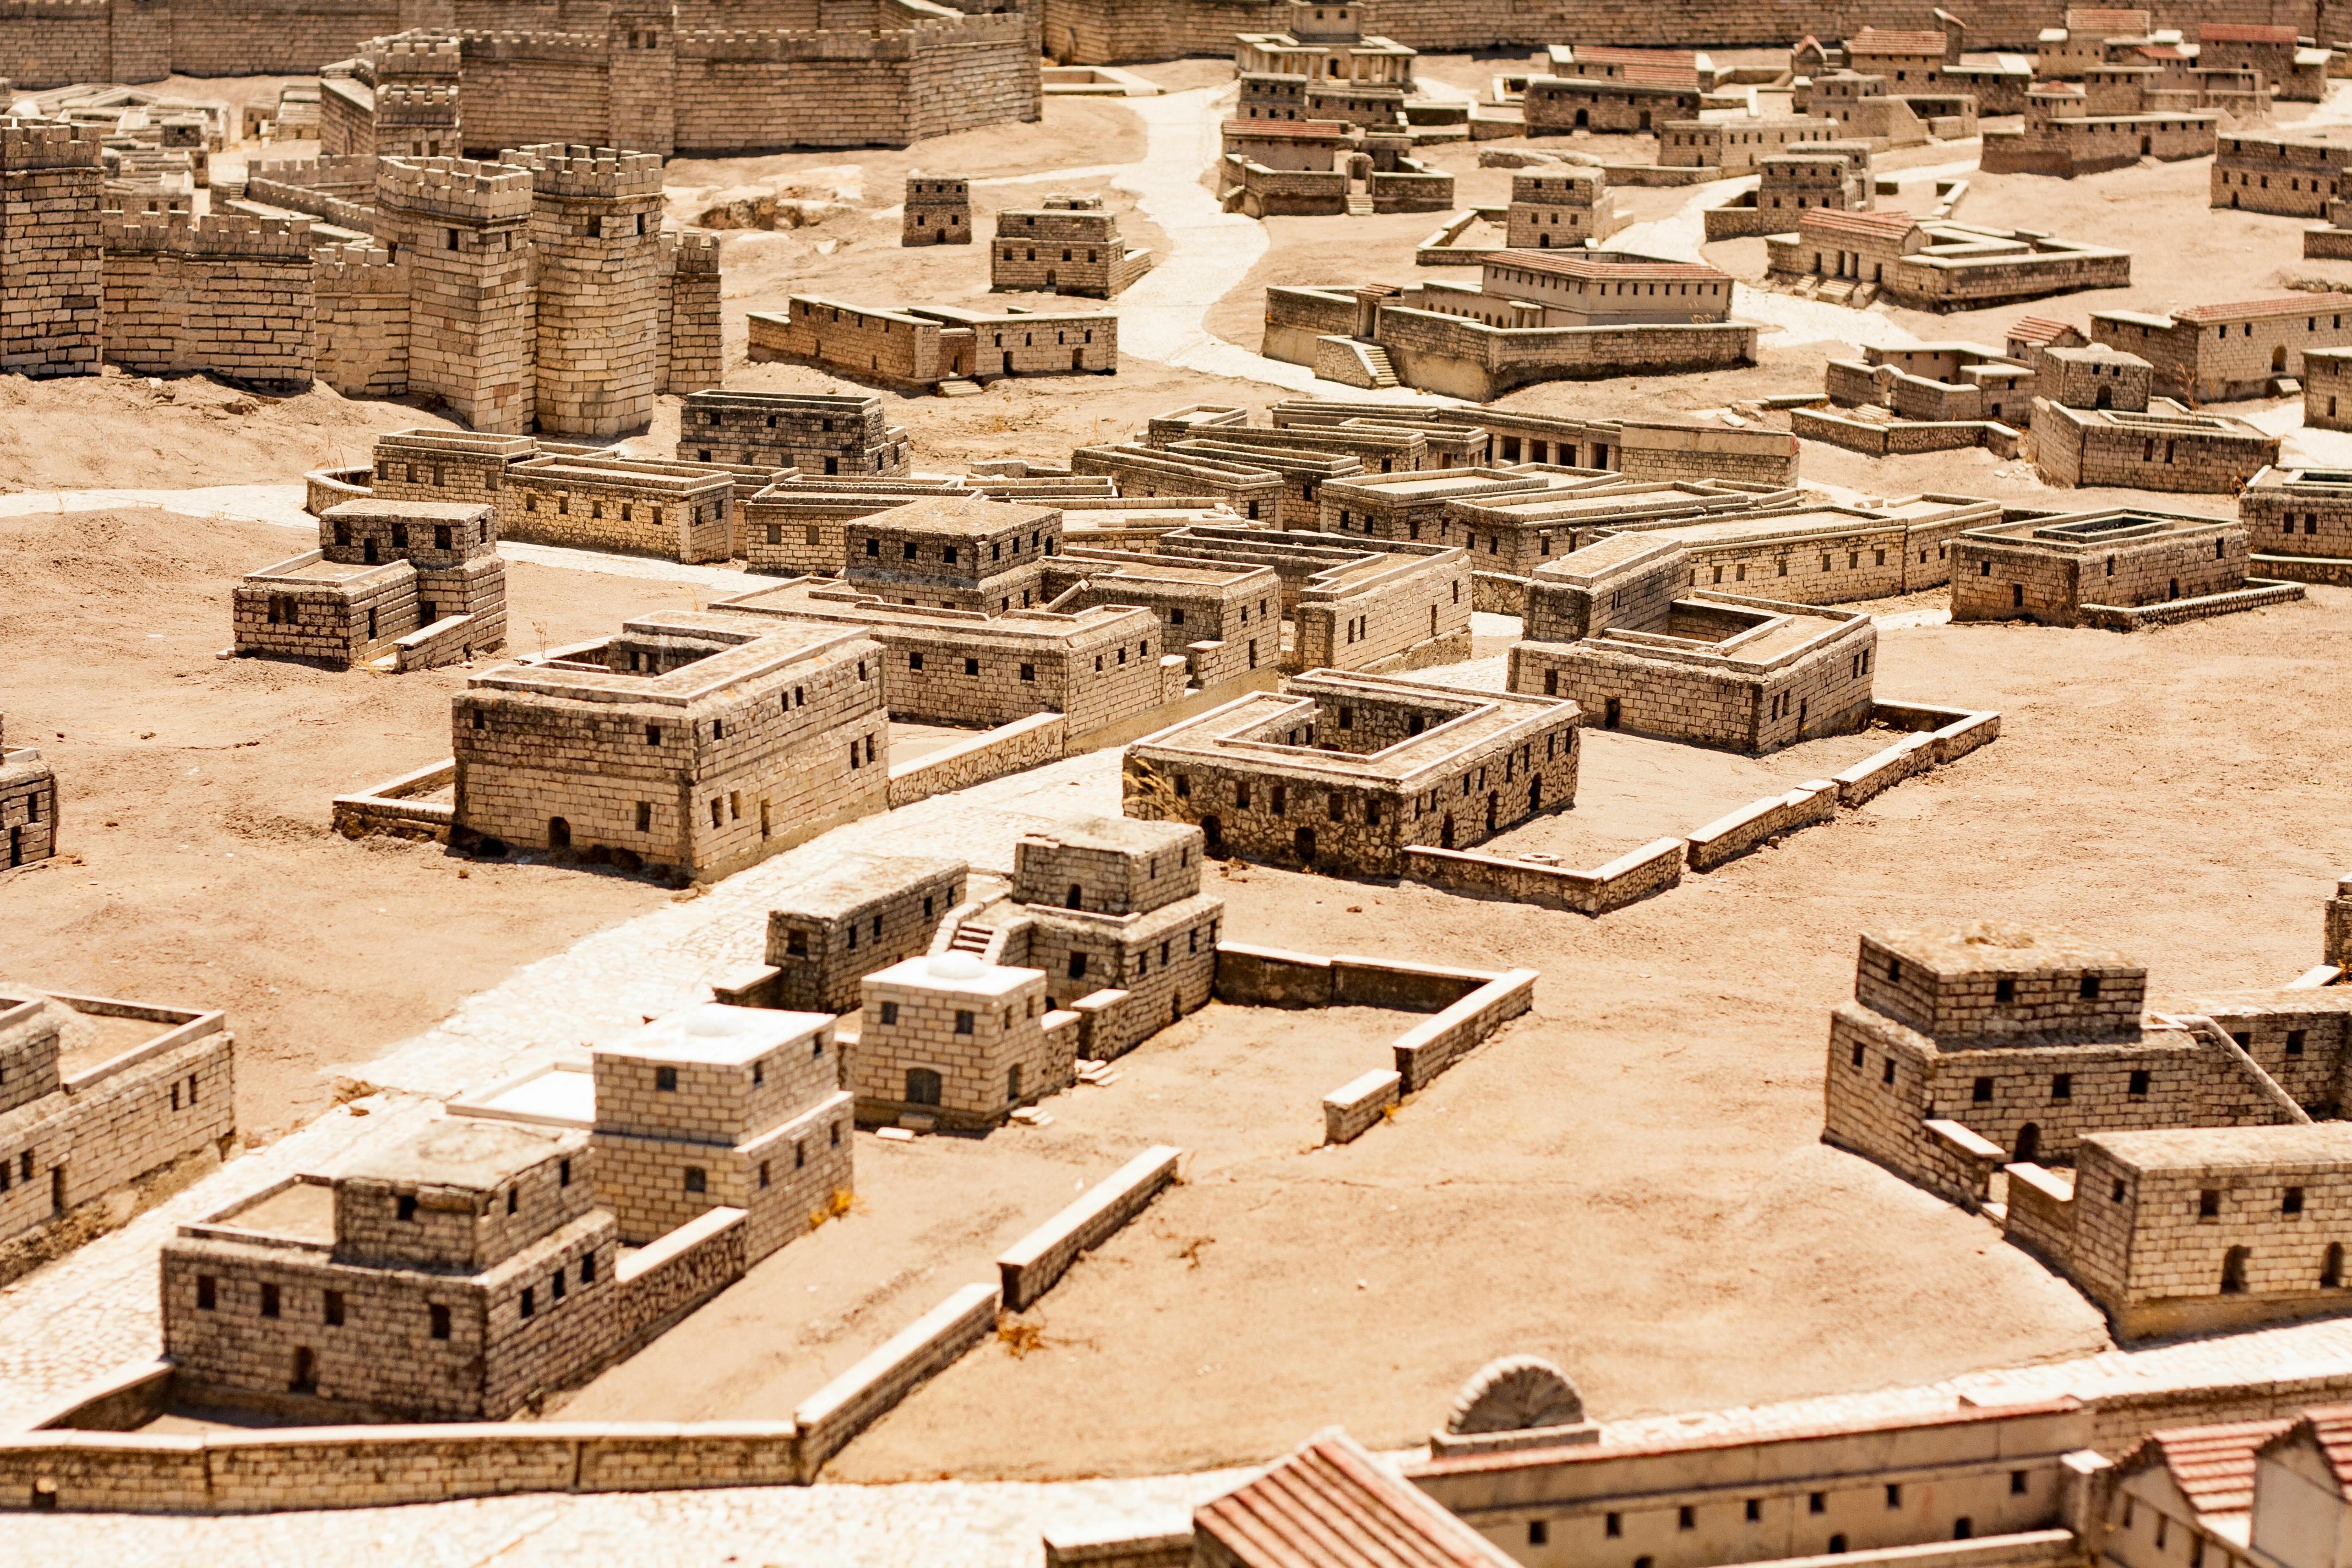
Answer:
[2090,294,2352,402]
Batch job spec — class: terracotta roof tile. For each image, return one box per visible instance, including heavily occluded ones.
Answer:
[2256,1406,2352,1490]
[2201,24,2298,42]
[2173,293,2352,323]
[2008,315,2081,346]
[1849,27,1948,54]
[1796,208,1925,242]
[1489,248,1730,283]
[1199,1433,1519,1568]
[2116,1419,2293,1521]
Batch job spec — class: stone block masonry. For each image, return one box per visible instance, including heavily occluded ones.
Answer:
[997,1145,1180,1310]
[1953,509,2269,627]
[0,989,233,1284]
[0,116,101,377]
[503,144,663,438]
[2240,467,2352,586]
[373,154,535,433]
[903,174,970,246]
[101,212,313,389]
[1,712,59,872]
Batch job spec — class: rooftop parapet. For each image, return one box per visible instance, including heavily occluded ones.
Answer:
[667,228,721,272]
[502,143,665,202]
[100,211,313,259]
[375,154,534,224]
[375,35,464,75]
[0,116,102,172]
[1856,922,2149,1044]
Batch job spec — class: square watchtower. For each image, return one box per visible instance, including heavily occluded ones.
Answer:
[903,173,971,245]
[503,145,665,438]
[373,156,536,433]
[591,1004,854,1262]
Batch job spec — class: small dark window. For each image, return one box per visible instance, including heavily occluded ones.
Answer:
[1886,1484,1902,1509]
[1746,1499,1762,1521]
[2011,1470,2028,1496]
[2052,1073,2072,1099]
[1810,1494,1827,1515]
[2080,975,2100,999]
[656,1066,678,1092]
[2286,1187,2306,1216]
[521,1288,535,1319]
[2289,1030,2307,1057]
[1527,1522,1548,1547]
[1995,978,2016,1004]
[324,1291,345,1326]
[559,1159,571,1187]
[581,1255,596,1285]
[1605,1513,1622,1538]
[1972,1077,1993,1103]
[2130,1070,2151,1097]
[684,1168,706,1194]
[429,1303,451,1340]
[197,1275,216,1310]
[1679,1506,1696,1530]
[398,1194,418,1222]
[2200,1189,2222,1218]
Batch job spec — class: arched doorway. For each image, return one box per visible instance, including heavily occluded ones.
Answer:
[905,1068,943,1107]
[1485,793,1499,834]
[547,816,571,850]
[2222,1246,2250,1294]
[2094,384,2112,409]
[290,1346,317,1393]
[2015,1123,2040,1163]
[1294,826,1316,863]
[1528,776,1543,813]
[1201,815,1223,855]
[1440,814,1456,848]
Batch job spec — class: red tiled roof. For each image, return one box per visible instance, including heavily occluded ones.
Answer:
[1199,1434,1518,1568]
[2257,1406,2352,1490]
[2115,1419,2292,1521]
[2067,7,2152,32]
[2200,23,2297,42]
[1576,45,1698,69]
[1849,26,1948,55]
[1490,248,1730,283]
[2132,42,2189,60]
[2008,315,2081,346]
[2174,293,2352,323]
[1796,207,1925,242]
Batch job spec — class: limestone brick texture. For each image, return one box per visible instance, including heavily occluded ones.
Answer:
[0,989,232,1266]
[160,1119,624,1422]
[590,1004,853,1264]
[762,854,970,1014]
[661,227,722,395]
[0,738,58,870]
[1952,510,2257,625]
[2041,345,2153,412]
[842,495,1061,613]
[706,580,1175,738]
[1123,669,1580,878]
[505,454,734,563]
[2012,1124,2352,1341]
[1523,78,1701,134]
[679,390,911,477]
[101,212,313,389]
[0,117,101,377]
[238,497,505,671]
[854,955,1069,1129]
[373,155,536,434]
[1043,546,1282,690]
[902,174,970,245]
[2091,295,2352,403]
[990,197,1151,299]
[2212,127,2352,217]
[1505,168,1625,249]
[2032,400,2280,494]
[1509,538,1877,754]
[2304,348,2352,432]
[313,243,410,398]
[369,427,537,507]
[502,144,662,437]
[2239,467,2352,584]
[452,616,890,880]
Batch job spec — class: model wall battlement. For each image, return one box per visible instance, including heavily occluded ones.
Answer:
[99,209,312,259]
[375,34,462,69]
[0,113,99,168]
[500,141,663,200]
[456,28,607,61]
[668,227,718,271]
[374,153,535,222]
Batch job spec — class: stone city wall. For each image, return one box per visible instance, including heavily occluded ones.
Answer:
[100,212,314,387]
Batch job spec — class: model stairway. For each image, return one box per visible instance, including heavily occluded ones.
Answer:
[1358,343,1400,388]
[945,921,994,955]
[1345,193,1374,216]
[1815,278,1857,304]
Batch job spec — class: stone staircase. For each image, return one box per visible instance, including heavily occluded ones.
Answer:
[945,921,994,956]
[1357,342,1400,388]
[1345,192,1374,216]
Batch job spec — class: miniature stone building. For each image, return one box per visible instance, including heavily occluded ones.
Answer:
[2006,1123,2352,1341]
[841,494,1060,613]
[990,195,1153,298]
[1123,670,1580,875]
[161,1118,629,1420]
[1951,510,2282,626]
[853,950,1079,1130]
[1264,254,1757,398]
[2211,126,2352,218]
[1504,168,1625,248]
[931,814,1223,1059]
[1,714,57,871]
[0,117,102,377]
[0,987,232,1280]
[902,174,970,246]
[1702,144,1874,241]
[1980,80,2219,177]
[2038,342,2152,412]
[2032,402,2281,495]
[2305,348,2352,432]
[678,390,911,478]
[756,855,971,1015]
[450,617,889,878]
[745,297,1119,389]
[1508,536,1877,754]
[1234,2,1414,85]
[1821,923,2320,1212]
[1217,117,1453,219]
[503,145,663,439]
[2238,467,2352,585]
[1822,340,2037,429]
[1763,209,2130,311]
[1042,547,1284,689]
[2199,23,2328,100]
[1148,525,1473,673]
[503,454,744,564]
[235,497,505,672]
[1522,74,1701,134]
[590,1004,853,1264]
[1657,115,1844,173]
[2089,295,2352,402]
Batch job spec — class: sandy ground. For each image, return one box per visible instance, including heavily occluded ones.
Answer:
[6,67,2352,1491]
[0,504,692,1134]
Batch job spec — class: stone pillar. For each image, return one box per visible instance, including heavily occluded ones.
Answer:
[0,117,104,377]
[503,144,664,436]
[374,155,536,433]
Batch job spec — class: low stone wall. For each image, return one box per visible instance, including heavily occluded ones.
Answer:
[1686,780,1840,873]
[612,1207,748,1353]
[2252,550,2352,586]
[1322,1068,1402,1144]
[2076,578,2307,630]
[791,1280,1000,1482]
[330,758,456,843]
[1392,967,1539,1092]
[1793,405,2018,458]
[303,466,371,515]
[391,611,492,672]
[885,712,1066,809]
[1831,731,1937,807]
[997,1145,1181,1310]
[1398,836,1684,915]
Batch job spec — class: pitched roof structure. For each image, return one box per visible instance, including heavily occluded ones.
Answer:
[1796,208,1926,244]
[2200,23,2297,42]
[2256,1406,2352,1493]
[2115,1418,2293,1526]
[1490,248,1730,284]
[2174,293,2352,324]
[1849,27,1948,55]
[1197,1431,1520,1568]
